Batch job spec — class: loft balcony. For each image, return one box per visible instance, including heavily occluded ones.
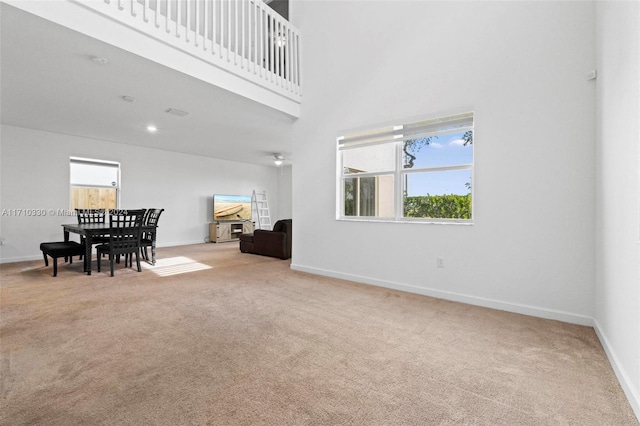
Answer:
[5,0,301,117]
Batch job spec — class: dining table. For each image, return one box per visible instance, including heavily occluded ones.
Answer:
[62,223,157,275]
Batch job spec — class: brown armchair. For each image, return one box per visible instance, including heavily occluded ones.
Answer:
[239,219,292,260]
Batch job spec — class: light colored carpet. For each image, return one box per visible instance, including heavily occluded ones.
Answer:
[1,243,637,425]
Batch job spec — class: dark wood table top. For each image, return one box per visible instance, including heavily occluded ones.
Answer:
[62,223,154,233]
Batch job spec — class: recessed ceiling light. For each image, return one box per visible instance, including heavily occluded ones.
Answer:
[91,56,108,65]
[165,108,189,117]
[147,125,157,133]
[121,95,136,103]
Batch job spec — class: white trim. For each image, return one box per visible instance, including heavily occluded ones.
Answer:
[290,262,594,326]
[593,320,640,420]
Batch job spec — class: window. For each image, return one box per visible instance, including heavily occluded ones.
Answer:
[337,111,474,223]
[69,157,120,210]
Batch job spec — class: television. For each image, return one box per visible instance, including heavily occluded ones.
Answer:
[213,194,252,221]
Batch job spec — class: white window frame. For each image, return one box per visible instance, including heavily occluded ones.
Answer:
[70,157,121,209]
[337,111,474,224]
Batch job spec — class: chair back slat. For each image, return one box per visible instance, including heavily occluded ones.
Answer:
[142,208,165,239]
[144,208,165,227]
[108,209,145,252]
[76,209,106,224]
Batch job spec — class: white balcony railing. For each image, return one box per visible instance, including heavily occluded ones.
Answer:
[76,0,301,103]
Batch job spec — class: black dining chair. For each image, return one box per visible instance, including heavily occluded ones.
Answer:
[96,209,146,276]
[75,209,110,256]
[141,208,164,262]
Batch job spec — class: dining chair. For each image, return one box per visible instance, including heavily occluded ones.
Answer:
[95,209,146,276]
[75,208,110,251]
[141,208,164,262]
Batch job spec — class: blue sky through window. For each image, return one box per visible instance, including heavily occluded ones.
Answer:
[404,131,472,196]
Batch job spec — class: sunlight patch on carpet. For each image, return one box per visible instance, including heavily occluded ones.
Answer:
[142,256,212,277]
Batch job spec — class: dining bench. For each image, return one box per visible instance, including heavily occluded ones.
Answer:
[40,241,84,277]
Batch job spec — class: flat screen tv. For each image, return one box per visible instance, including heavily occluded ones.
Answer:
[213,194,252,221]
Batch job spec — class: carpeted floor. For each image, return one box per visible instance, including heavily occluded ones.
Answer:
[1,243,637,425]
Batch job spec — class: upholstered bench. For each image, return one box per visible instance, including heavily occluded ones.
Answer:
[40,241,84,277]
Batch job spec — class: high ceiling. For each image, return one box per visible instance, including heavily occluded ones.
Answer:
[0,3,295,167]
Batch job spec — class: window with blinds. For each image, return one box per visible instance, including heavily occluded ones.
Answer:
[69,157,120,210]
[337,111,474,222]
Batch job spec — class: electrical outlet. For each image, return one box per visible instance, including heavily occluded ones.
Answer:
[437,257,444,268]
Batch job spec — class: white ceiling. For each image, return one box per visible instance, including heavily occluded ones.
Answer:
[0,3,295,167]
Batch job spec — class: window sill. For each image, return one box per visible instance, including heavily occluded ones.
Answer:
[337,217,474,226]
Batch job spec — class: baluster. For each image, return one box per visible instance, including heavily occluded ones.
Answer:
[131,0,136,17]
[220,0,225,59]
[283,23,287,86]
[282,24,286,88]
[202,0,206,51]
[154,0,160,28]
[211,0,217,55]
[265,11,269,79]
[241,0,245,69]
[204,0,208,51]
[234,0,238,65]
[166,0,171,33]
[260,3,265,77]
[193,0,198,46]
[118,0,124,11]
[142,0,149,22]
[252,1,257,74]
[274,18,278,83]
[290,29,295,91]
[248,0,253,73]
[176,0,181,38]
[297,33,301,93]
[284,25,288,88]
[293,32,299,93]
[269,16,274,81]
[185,0,190,42]
[286,27,291,90]
[276,20,281,85]
[226,0,231,62]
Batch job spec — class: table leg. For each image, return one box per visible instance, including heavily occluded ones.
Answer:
[64,230,69,242]
[85,234,92,275]
[151,232,157,265]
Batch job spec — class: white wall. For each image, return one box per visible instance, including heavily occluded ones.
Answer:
[594,1,640,416]
[0,125,282,262]
[291,1,597,324]
[277,164,293,220]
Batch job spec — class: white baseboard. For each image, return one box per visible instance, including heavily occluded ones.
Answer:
[290,263,594,326]
[1,254,45,264]
[593,320,640,420]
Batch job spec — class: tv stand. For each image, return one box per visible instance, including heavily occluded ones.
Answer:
[210,221,254,243]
